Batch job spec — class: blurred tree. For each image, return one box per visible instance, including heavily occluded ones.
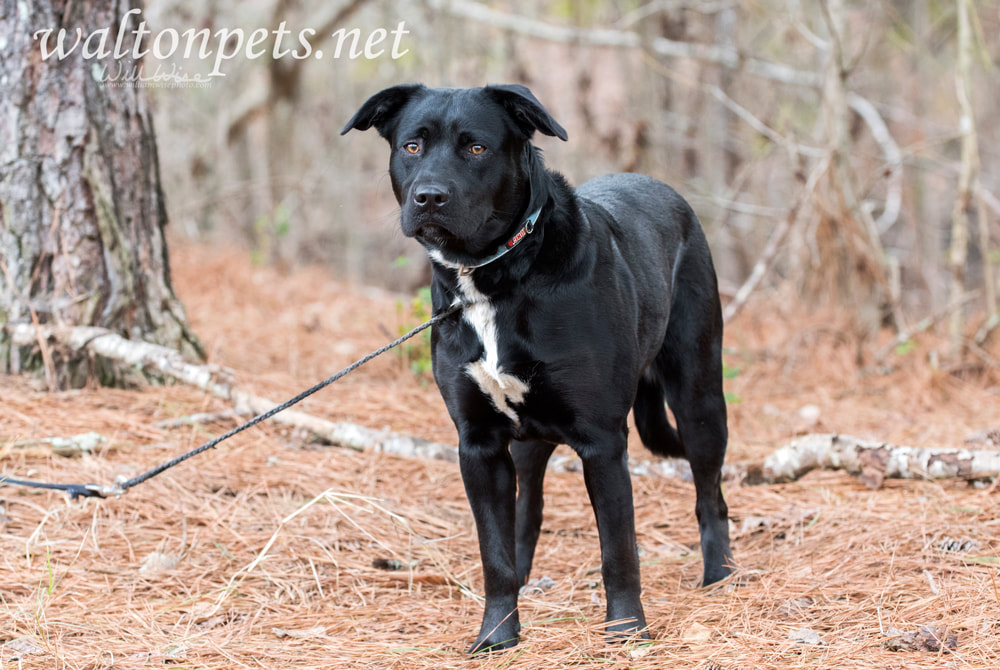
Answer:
[0,0,203,388]
[951,0,996,354]
[223,0,370,268]
[813,0,892,347]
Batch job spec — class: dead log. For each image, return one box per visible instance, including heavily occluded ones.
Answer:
[749,433,1000,488]
[18,326,996,491]
[5,324,457,462]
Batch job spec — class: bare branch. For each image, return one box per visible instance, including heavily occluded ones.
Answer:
[226,0,371,143]
[975,314,999,346]
[978,184,1000,217]
[707,84,825,159]
[614,0,737,28]
[722,157,829,324]
[848,94,903,233]
[786,0,829,50]
[874,290,981,363]
[817,0,847,80]
[3,325,730,485]
[426,0,822,87]
[429,0,903,244]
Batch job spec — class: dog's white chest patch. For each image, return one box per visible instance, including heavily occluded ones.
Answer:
[455,273,529,424]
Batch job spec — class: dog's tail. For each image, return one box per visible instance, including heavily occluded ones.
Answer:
[632,370,686,459]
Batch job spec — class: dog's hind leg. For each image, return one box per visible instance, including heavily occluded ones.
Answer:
[577,429,649,638]
[511,439,557,586]
[658,287,734,586]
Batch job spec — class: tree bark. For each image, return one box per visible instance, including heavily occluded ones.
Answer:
[0,0,202,388]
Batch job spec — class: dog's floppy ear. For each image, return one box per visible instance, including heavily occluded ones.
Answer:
[340,84,424,139]
[485,84,568,141]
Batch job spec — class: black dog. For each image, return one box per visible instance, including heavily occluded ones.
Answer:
[342,84,732,653]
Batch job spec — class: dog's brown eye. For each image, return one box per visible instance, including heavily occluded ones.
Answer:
[470,144,486,155]
[404,142,421,154]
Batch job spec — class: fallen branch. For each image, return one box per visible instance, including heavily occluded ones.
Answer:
[5,325,736,483]
[5,324,457,462]
[3,432,107,458]
[4,324,753,488]
[749,433,1000,488]
[16,329,995,492]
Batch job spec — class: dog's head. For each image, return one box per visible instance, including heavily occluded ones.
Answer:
[341,84,567,260]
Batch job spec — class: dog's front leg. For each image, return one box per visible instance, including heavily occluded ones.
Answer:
[579,434,650,639]
[459,435,520,653]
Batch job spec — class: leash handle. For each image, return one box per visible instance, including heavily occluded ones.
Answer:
[1,303,463,499]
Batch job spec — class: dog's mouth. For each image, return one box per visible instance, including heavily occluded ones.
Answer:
[415,223,459,247]
[407,211,509,265]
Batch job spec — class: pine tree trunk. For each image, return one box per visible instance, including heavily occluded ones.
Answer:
[0,0,203,387]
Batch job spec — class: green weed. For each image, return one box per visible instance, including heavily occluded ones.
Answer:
[396,286,434,378]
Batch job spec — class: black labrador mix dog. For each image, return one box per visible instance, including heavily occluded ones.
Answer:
[342,84,732,653]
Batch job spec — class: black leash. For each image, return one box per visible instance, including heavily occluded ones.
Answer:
[1,303,462,501]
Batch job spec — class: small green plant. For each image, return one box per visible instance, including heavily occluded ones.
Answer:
[723,363,742,404]
[396,286,434,378]
[250,201,293,266]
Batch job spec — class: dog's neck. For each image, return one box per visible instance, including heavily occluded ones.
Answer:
[426,204,544,278]
[428,166,580,300]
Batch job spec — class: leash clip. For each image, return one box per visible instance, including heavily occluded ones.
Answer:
[84,476,127,499]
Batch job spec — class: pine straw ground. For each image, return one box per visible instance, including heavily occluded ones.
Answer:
[2,243,1000,669]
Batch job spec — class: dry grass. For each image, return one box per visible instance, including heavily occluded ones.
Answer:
[2,242,1000,668]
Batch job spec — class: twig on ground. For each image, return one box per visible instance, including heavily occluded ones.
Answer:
[748,433,1000,488]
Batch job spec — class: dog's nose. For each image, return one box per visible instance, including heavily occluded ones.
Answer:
[413,184,450,211]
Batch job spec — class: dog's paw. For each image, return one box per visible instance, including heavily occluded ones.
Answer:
[702,557,735,587]
[603,616,651,643]
[468,632,519,655]
[468,611,520,655]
